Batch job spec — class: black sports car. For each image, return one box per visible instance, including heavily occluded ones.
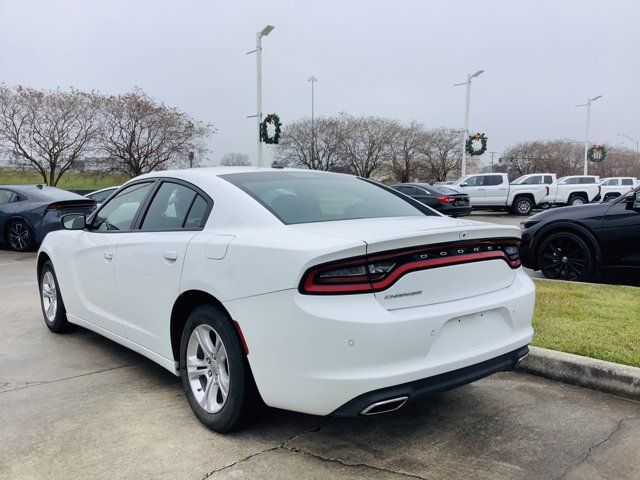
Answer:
[391,183,471,217]
[0,185,96,252]
[520,187,640,281]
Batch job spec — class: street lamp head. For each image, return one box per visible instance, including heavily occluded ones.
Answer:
[260,25,275,37]
[471,69,485,79]
[590,95,602,102]
[308,76,317,82]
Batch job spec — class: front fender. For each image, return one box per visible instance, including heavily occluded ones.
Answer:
[527,220,602,270]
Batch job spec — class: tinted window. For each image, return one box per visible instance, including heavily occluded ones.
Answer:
[431,186,459,195]
[520,176,542,185]
[221,171,433,224]
[0,189,18,205]
[579,177,596,184]
[394,186,417,195]
[621,179,634,186]
[544,176,553,184]
[88,188,116,203]
[464,176,484,187]
[558,177,578,184]
[141,182,199,230]
[185,195,209,228]
[93,182,153,231]
[484,175,504,186]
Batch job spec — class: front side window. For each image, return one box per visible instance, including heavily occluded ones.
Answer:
[221,171,434,224]
[558,177,578,185]
[520,176,542,185]
[140,182,205,230]
[92,182,153,231]
[0,189,18,206]
[464,176,484,187]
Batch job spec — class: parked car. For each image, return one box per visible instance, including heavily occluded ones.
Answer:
[390,183,471,217]
[450,173,548,215]
[85,186,120,205]
[520,187,640,281]
[0,185,96,252]
[545,175,601,206]
[599,177,637,202]
[38,168,534,432]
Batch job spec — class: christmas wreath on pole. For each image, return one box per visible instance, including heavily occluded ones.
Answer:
[465,132,487,156]
[260,113,282,144]
[587,144,606,163]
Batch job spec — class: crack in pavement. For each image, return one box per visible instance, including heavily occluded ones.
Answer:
[553,416,638,480]
[283,446,431,480]
[200,421,330,479]
[0,362,143,394]
[200,419,430,480]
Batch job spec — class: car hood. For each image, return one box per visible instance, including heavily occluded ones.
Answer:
[527,202,610,223]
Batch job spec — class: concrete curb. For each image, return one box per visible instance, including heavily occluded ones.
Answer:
[517,346,640,401]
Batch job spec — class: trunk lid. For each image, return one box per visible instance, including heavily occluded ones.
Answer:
[291,216,521,309]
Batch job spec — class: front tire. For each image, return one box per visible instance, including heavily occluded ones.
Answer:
[179,305,262,432]
[512,197,534,216]
[39,261,71,333]
[537,232,595,281]
[7,219,35,252]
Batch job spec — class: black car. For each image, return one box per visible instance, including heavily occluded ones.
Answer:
[0,185,96,252]
[391,183,471,217]
[520,187,640,281]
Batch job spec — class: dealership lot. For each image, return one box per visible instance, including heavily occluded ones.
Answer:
[1,246,639,480]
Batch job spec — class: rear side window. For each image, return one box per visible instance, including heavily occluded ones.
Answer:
[0,189,18,205]
[221,171,433,224]
[484,175,504,186]
[88,189,115,203]
[579,177,596,184]
[93,182,154,231]
[141,182,206,230]
[621,179,634,186]
[544,176,553,184]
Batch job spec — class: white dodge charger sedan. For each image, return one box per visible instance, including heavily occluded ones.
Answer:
[37,167,535,432]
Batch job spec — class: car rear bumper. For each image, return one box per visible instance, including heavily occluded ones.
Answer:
[332,345,529,416]
[225,269,535,416]
[438,204,472,217]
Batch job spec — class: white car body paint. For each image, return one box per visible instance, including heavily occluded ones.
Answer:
[39,167,534,416]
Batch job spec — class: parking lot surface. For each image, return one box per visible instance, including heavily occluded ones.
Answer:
[1,248,639,480]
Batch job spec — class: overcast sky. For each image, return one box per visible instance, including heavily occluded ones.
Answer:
[1,0,639,166]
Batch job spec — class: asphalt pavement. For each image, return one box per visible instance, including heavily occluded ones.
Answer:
[1,248,639,480]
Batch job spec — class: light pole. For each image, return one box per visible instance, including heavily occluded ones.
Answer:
[575,95,602,175]
[617,133,639,162]
[454,69,484,177]
[247,25,275,167]
[308,76,317,166]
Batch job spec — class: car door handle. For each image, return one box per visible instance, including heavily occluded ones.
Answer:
[499,188,507,190]
[478,188,485,191]
[163,251,178,261]
[104,251,113,261]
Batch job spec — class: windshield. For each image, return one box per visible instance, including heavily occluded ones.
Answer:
[221,171,435,224]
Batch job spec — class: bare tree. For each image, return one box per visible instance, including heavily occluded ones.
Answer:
[100,88,213,177]
[501,139,584,178]
[275,117,345,171]
[221,152,251,166]
[338,115,397,178]
[386,121,427,182]
[0,84,102,185]
[420,127,462,182]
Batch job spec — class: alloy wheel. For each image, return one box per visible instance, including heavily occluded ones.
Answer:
[540,235,589,281]
[41,271,58,322]
[570,197,585,206]
[186,324,230,414]
[516,199,532,215]
[8,222,31,251]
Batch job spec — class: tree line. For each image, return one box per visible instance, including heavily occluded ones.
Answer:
[274,115,639,182]
[0,85,213,186]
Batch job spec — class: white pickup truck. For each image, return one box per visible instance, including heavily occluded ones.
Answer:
[599,177,638,202]
[450,173,549,215]
[509,173,602,207]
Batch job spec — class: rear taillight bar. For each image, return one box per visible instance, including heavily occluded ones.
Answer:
[300,239,521,295]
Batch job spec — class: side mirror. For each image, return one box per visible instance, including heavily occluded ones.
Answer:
[459,182,468,188]
[61,213,86,230]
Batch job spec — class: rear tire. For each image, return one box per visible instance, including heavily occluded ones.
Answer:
[39,261,71,333]
[179,305,263,432]
[568,195,586,206]
[537,232,595,281]
[7,219,35,252]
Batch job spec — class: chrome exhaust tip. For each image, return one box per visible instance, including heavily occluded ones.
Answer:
[360,396,408,416]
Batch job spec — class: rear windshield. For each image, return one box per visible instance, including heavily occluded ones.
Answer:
[221,171,434,224]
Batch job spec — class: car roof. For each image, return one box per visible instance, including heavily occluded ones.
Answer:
[0,184,87,200]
